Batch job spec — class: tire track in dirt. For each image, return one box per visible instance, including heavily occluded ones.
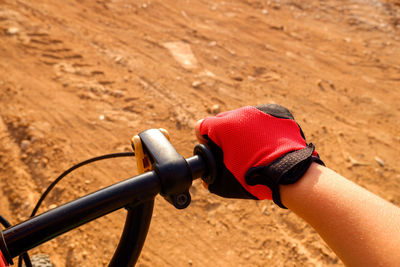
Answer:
[0,114,39,222]
[1,0,399,266]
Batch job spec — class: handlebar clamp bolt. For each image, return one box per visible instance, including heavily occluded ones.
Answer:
[168,191,191,209]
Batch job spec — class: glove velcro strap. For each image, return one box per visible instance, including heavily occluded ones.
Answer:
[246,144,316,209]
[269,144,315,208]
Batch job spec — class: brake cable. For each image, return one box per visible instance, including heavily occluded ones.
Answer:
[12,151,135,267]
[30,152,135,217]
[1,129,216,267]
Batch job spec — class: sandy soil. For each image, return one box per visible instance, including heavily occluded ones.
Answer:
[0,0,399,266]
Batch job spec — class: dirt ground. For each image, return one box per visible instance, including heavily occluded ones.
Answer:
[0,0,399,266]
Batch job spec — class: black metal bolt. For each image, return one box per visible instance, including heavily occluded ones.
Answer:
[176,193,188,206]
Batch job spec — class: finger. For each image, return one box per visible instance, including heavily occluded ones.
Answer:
[195,119,208,144]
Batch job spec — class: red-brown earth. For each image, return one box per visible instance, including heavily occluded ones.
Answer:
[1,0,399,266]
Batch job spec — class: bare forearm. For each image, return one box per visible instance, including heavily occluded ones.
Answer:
[281,163,400,266]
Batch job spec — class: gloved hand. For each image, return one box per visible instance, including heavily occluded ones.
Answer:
[195,104,324,208]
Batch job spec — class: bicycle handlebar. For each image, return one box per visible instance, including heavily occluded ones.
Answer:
[1,129,216,266]
[3,154,206,258]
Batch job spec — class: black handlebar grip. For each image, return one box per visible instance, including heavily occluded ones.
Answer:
[193,144,217,185]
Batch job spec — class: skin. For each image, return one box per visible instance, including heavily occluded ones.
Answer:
[281,163,400,266]
[195,120,400,267]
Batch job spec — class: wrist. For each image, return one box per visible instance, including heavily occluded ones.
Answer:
[279,162,323,210]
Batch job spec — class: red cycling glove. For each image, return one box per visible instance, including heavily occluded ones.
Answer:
[0,250,8,267]
[198,104,323,208]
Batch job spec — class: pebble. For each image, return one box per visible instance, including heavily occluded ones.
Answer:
[262,9,269,15]
[192,80,202,88]
[211,104,220,114]
[261,205,267,214]
[375,156,385,167]
[41,157,49,166]
[114,56,122,63]
[49,204,57,210]
[99,114,105,120]
[6,27,19,35]
[112,90,125,97]
[247,76,256,81]
[272,4,281,10]
[20,140,31,151]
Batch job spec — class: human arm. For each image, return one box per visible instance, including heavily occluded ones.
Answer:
[281,162,400,267]
[195,104,400,266]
